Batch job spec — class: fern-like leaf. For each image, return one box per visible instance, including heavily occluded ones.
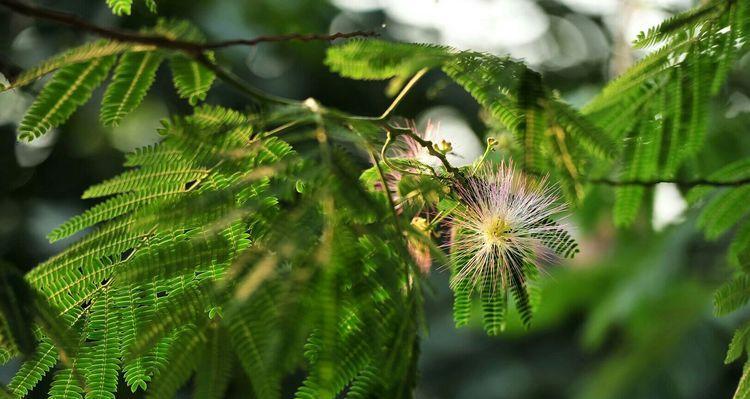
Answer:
[229,286,281,399]
[7,336,58,398]
[146,325,205,399]
[715,275,750,316]
[452,278,472,328]
[106,0,133,15]
[697,187,750,240]
[5,41,138,91]
[18,56,116,141]
[325,39,451,80]
[128,280,216,359]
[727,324,750,365]
[82,164,207,199]
[49,358,85,399]
[480,287,506,336]
[48,186,184,242]
[633,1,721,48]
[116,286,151,392]
[100,51,165,127]
[116,230,239,286]
[193,323,232,399]
[613,120,661,227]
[170,54,215,105]
[735,360,750,399]
[80,288,120,399]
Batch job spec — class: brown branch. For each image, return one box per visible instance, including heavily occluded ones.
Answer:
[403,130,460,176]
[200,31,379,50]
[0,0,375,103]
[587,177,750,187]
[191,52,293,104]
[0,0,376,53]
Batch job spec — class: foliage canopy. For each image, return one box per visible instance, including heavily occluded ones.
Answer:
[1,0,750,398]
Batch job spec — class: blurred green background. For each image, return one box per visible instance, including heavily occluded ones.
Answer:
[2,0,750,397]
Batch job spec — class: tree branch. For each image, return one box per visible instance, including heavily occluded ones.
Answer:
[0,0,376,53]
[0,0,375,103]
[587,177,750,187]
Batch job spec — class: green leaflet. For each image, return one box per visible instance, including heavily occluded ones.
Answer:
[697,187,750,240]
[509,259,533,328]
[100,51,165,127]
[117,286,151,392]
[0,347,13,366]
[686,158,750,204]
[18,56,116,141]
[127,280,216,359]
[452,278,472,328]
[345,364,381,399]
[146,325,205,399]
[193,324,232,399]
[115,226,245,286]
[736,360,750,399]
[48,186,185,242]
[124,144,186,167]
[726,325,750,365]
[170,53,216,105]
[81,288,121,399]
[325,39,452,81]
[613,120,661,227]
[229,285,281,399]
[480,286,506,336]
[715,275,750,316]
[7,336,58,397]
[187,104,249,128]
[4,41,138,91]
[0,265,81,368]
[689,160,750,244]
[30,290,81,363]
[11,105,294,397]
[82,164,208,199]
[105,0,158,15]
[633,1,721,48]
[28,219,143,290]
[106,0,132,15]
[49,358,85,399]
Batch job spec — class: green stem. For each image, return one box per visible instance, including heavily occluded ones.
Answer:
[352,68,429,121]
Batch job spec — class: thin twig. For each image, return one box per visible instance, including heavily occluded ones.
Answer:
[201,31,378,50]
[587,177,750,187]
[0,0,376,53]
[370,149,413,289]
[0,0,373,102]
[1,0,466,176]
[352,68,429,121]
[191,52,292,104]
[377,68,428,120]
[394,127,460,175]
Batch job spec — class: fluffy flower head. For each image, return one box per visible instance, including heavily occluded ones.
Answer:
[448,162,571,293]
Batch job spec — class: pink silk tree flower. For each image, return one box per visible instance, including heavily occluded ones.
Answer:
[391,119,442,168]
[408,216,433,274]
[447,162,576,296]
[367,120,441,201]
